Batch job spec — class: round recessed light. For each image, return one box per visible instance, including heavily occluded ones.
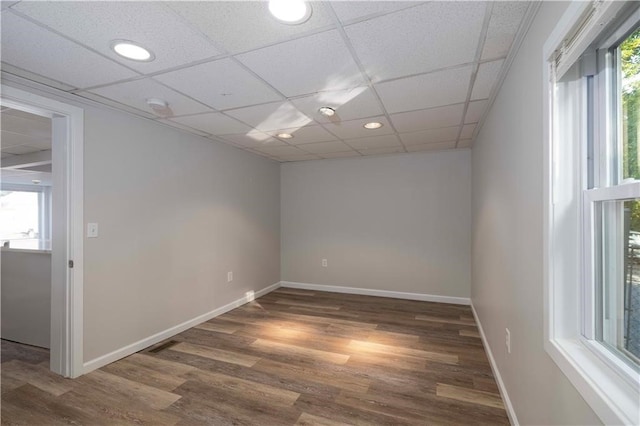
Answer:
[318,106,336,117]
[363,122,383,130]
[32,179,41,185]
[277,133,294,139]
[110,40,155,62]
[268,0,312,25]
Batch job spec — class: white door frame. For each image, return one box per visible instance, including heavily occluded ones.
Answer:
[1,85,84,378]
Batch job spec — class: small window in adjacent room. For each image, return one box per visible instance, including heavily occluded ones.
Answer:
[0,186,51,250]
[545,2,640,425]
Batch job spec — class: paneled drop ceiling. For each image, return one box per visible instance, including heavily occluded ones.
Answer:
[0,1,533,162]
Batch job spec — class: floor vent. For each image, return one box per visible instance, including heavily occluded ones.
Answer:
[147,340,180,353]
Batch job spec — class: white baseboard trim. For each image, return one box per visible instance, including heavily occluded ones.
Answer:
[471,303,519,426]
[82,281,281,374]
[280,281,470,305]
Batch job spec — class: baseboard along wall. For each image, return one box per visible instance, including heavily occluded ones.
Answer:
[471,303,519,425]
[280,281,471,305]
[82,282,281,373]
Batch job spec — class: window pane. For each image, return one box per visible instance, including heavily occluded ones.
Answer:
[597,199,640,366]
[0,190,40,250]
[621,27,640,181]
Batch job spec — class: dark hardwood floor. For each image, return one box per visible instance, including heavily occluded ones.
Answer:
[1,288,509,425]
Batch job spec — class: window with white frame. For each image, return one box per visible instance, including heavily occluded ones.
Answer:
[546,2,640,425]
[0,184,51,250]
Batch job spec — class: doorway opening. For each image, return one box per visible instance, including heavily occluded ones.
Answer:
[0,85,84,377]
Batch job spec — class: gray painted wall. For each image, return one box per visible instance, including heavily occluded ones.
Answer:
[1,250,51,348]
[281,150,471,298]
[82,105,281,362]
[471,2,601,425]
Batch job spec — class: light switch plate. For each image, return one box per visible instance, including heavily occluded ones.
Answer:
[87,223,99,238]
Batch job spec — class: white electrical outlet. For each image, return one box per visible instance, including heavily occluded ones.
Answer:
[322,258,328,267]
[505,328,511,354]
[227,271,233,282]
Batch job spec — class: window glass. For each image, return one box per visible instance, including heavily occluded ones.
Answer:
[621,27,640,181]
[0,190,41,249]
[597,199,640,366]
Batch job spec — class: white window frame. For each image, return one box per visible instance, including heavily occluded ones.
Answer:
[1,182,52,250]
[544,2,640,425]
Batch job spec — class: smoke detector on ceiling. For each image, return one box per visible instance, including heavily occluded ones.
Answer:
[146,98,173,118]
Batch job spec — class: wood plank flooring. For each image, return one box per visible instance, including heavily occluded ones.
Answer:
[1,288,509,425]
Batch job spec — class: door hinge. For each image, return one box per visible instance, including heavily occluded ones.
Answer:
[68,260,74,268]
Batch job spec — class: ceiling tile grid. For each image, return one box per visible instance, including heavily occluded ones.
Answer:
[11,1,222,74]
[0,1,533,162]
[153,58,283,111]
[343,2,486,82]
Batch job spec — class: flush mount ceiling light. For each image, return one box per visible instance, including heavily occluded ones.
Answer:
[268,0,312,25]
[318,106,336,117]
[110,40,155,62]
[277,132,294,139]
[363,122,383,130]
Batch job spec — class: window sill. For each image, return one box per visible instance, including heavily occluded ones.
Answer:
[1,247,51,254]
[545,338,639,425]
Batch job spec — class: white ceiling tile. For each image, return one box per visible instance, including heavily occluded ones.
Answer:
[1,2,19,11]
[1,12,137,88]
[298,141,354,154]
[2,108,50,123]
[481,2,529,60]
[0,62,77,92]
[322,116,394,140]
[168,113,252,135]
[376,66,472,114]
[236,30,365,97]
[390,104,464,134]
[225,102,313,132]
[406,141,456,152]
[472,60,505,100]
[345,2,486,82]
[12,1,221,73]
[358,146,406,156]
[461,123,476,139]
[345,134,402,150]
[331,2,417,24]
[0,131,48,148]
[253,145,306,157]
[399,126,459,146]
[458,139,473,148]
[218,132,285,149]
[320,151,362,159]
[1,112,50,140]
[153,59,282,111]
[277,154,322,162]
[88,78,211,117]
[266,125,336,145]
[74,92,156,119]
[465,100,489,124]
[290,87,383,124]
[166,2,335,54]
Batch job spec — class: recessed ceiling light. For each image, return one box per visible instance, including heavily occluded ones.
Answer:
[318,107,336,117]
[277,133,293,139]
[363,122,383,130]
[110,40,155,62]
[268,0,312,25]
[32,179,41,185]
